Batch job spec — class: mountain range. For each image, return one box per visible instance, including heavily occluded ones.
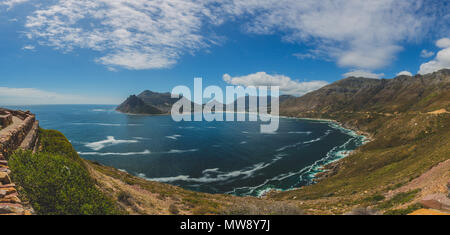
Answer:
[116,90,294,114]
[4,69,449,215]
[280,69,450,116]
[117,69,450,117]
[113,69,449,215]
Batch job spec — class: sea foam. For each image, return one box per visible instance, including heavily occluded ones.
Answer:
[85,136,139,151]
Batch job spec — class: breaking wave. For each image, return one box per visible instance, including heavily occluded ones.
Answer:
[166,149,198,154]
[144,152,286,184]
[77,148,198,156]
[91,109,114,112]
[78,150,151,156]
[166,134,182,140]
[85,136,139,151]
[73,123,142,127]
[276,130,331,152]
[288,131,312,134]
[229,127,367,197]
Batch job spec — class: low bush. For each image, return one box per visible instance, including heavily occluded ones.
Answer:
[9,128,120,215]
[362,194,385,204]
[376,189,421,210]
[38,128,80,162]
[383,203,423,215]
[9,150,118,215]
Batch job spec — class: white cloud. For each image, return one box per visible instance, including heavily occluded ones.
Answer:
[21,45,35,50]
[418,47,450,75]
[436,38,450,48]
[343,70,384,79]
[396,71,413,76]
[223,72,328,96]
[1,0,29,9]
[293,53,316,60]
[14,1,450,71]
[0,87,119,105]
[220,0,443,70]
[25,0,219,70]
[418,38,450,75]
[420,49,434,58]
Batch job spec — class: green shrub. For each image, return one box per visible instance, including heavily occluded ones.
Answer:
[376,189,421,210]
[383,203,423,215]
[38,128,80,162]
[9,151,116,215]
[362,194,385,204]
[9,150,118,215]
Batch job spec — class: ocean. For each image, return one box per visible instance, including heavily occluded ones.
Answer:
[7,105,367,196]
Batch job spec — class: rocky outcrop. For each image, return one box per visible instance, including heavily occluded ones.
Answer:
[420,194,450,212]
[0,108,38,215]
[116,90,202,115]
[116,95,164,115]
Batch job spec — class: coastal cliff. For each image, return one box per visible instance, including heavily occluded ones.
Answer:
[268,69,450,215]
[116,95,164,115]
[1,69,449,215]
[116,90,203,115]
[92,69,450,214]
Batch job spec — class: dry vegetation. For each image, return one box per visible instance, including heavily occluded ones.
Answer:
[85,160,303,215]
[268,112,450,214]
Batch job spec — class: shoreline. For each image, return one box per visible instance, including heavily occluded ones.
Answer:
[255,115,373,197]
[280,115,373,140]
[282,115,374,181]
[116,109,373,197]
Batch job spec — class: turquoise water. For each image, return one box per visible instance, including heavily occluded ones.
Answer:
[8,105,367,196]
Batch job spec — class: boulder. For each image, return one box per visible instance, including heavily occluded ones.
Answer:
[0,187,16,195]
[0,195,21,203]
[0,203,24,214]
[0,189,6,198]
[0,168,10,174]
[0,114,13,128]
[0,183,15,188]
[420,194,450,212]
[0,172,11,184]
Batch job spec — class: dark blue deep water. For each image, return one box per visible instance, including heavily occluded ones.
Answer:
[8,105,367,196]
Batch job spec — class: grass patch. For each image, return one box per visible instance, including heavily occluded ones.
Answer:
[376,189,421,210]
[361,194,385,204]
[271,114,449,212]
[383,203,423,215]
[117,191,133,206]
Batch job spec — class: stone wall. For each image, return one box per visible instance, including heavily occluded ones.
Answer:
[0,108,37,215]
[0,114,36,159]
[0,114,12,129]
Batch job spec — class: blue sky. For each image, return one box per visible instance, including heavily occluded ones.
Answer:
[0,0,449,105]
